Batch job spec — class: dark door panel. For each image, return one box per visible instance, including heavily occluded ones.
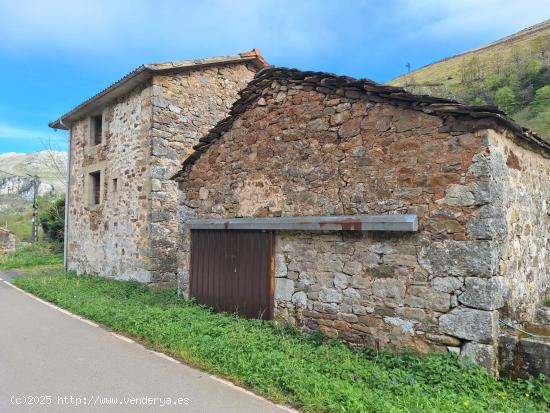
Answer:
[190,229,274,320]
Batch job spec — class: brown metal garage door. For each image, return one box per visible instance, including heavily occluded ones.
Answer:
[189,229,274,320]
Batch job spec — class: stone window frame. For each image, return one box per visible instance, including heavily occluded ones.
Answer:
[111,177,119,193]
[87,109,106,148]
[84,163,106,210]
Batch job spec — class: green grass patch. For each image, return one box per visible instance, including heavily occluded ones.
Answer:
[0,242,63,269]
[13,268,550,413]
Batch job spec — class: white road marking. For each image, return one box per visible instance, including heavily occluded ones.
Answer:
[111,332,134,343]
[5,279,299,413]
[208,375,298,412]
[2,280,98,327]
[149,350,180,364]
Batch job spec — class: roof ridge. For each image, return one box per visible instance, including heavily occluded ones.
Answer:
[172,66,549,180]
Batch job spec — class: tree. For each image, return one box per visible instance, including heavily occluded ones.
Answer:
[494,86,518,114]
[526,59,543,77]
[37,138,68,188]
[531,85,550,115]
[530,108,550,134]
[460,56,482,84]
[39,197,65,243]
[485,73,506,90]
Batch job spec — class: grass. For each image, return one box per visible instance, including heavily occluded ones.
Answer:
[0,242,63,269]
[12,266,550,413]
[388,21,550,139]
[389,22,550,90]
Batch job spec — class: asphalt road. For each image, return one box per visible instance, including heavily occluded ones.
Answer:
[0,272,293,413]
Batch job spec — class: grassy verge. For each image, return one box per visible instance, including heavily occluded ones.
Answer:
[0,242,63,270]
[13,267,550,413]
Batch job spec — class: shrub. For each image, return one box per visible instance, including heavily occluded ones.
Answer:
[494,86,519,113]
[39,196,65,243]
[531,85,550,115]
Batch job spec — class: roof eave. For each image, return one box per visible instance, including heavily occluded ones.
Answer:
[49,65,150,130]
[48,50,268,130]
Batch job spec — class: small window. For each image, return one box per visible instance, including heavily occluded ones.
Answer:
[89,171,101,205]
[112,178,118,192]
[91,114,103,146]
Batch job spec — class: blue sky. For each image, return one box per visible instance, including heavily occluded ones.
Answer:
[0,0,548,154]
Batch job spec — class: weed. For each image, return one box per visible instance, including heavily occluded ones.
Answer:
[0,242,63,269]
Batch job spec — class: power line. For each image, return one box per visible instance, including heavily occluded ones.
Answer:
[0,169,18,177]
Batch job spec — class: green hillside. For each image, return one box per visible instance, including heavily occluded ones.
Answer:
[0,151,66,242]
[390,20,550,138]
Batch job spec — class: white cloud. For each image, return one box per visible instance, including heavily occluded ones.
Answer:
[0,0,145,52]
[0,0,340,58]
[0,0,547,62]
[400,0,549,40]
[0,122,65,142]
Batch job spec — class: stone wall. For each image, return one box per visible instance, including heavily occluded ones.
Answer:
[486,131,550,323]
[176,79,531,372]
[67,84,153,281]
[151,63,257,286]
[67,62,257,285]
[0,229,15,254]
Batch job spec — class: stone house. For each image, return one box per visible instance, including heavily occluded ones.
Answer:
[172,67,550,373]
[0,228,16,254]
[49,50,267,286]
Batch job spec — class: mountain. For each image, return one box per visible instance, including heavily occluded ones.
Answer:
[0,151,67,241]
[0,151,67,194]
[389,19,550,139]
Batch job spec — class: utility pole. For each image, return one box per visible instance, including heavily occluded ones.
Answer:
[31,176,39,243]
[406,63,411,74]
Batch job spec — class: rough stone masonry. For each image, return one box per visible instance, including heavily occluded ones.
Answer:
[51,52,266,287]
[174,67,550,374]
[0,228,15,255]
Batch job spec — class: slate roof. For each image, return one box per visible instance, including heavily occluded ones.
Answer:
[172,66,550,180]
[49,49,268,130]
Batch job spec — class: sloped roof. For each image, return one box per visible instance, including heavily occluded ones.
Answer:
[49,49,268,130]
[172,66,549,180]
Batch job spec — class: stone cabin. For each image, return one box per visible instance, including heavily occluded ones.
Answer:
[172,67,550,373]
[0,228,16,254]
[49,50,267,286]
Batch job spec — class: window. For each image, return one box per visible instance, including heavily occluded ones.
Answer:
[112,178,118,192]
[90,114,103,146]
[89,171,101,205]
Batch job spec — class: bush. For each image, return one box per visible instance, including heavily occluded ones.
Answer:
[485,73,507,90]
[39,197,65,243]
[531,85,550,115]
[494,86,519,113]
